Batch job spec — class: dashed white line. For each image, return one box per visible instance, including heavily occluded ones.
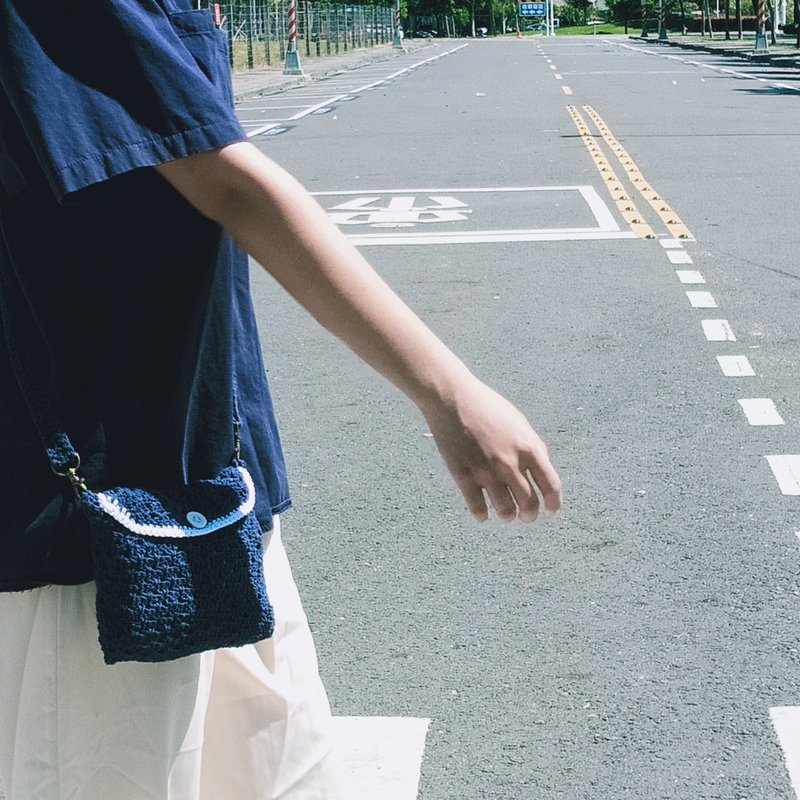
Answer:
[660,238,686,249]
[738,398,785,426]
[717,355,755,376]
[702,319,736,341]
[555,73,563,79]
[686,290,717,308]
[562,86,573,95]
[667,250,694,265]
[676,270,705,284]
[765,457,800,495]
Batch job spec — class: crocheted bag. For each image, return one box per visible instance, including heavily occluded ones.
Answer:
[79,461,274,664]
[0,141,274,668]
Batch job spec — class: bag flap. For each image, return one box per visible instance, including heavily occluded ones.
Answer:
[83,464,256,538]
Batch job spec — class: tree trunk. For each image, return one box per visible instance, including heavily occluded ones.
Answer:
[724,0,731,37]
[795,0,800,46]
[735,0,742,37]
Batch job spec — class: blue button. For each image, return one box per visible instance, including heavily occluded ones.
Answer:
[186,511,208,529]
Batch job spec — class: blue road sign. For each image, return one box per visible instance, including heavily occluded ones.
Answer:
[519,2,546,15]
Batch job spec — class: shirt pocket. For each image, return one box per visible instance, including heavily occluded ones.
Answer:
[168,10,235,108]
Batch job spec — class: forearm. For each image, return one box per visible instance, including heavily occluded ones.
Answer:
[157,142,475,414]
[155,142,562,521]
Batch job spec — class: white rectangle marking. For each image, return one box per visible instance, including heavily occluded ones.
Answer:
[738,398,785,426]
[766,457,800,496]
[717,355,755,376]
[668,250,693,264]
[660,238,685,249]
[687,291,717,308]
[555,73,563,79]
[676,270,705,284]
[317,186,627,245]
[771,707,800,795]
[562,86,573,95]
[332,716,430,800]
[701,319,736,342]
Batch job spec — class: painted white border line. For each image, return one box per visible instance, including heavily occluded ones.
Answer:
[702,319,736,341]
[314,186,626,245]
[738,398,785,426]
[660,238,685,249]
[687,290,717,308]
[247,123,280,137]
[348,229,637,245]
[772,707,800,797]
[667,250,693,265]
[717,355,755,376]
[676,270,705,284]
[765,456,800,495]
[351,44,470,93]
[614,41,800,94]
[333,716,430,800]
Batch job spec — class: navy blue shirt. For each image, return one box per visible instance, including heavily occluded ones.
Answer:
[0,0,291,590]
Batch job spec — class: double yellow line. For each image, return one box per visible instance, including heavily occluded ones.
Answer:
[567,105,693,241]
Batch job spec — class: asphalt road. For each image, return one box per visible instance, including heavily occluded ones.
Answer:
[242,37,800,799]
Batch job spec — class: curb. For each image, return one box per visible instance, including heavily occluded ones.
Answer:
[629,34,800,66]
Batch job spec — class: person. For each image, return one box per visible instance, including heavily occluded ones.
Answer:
[0,1,562,799]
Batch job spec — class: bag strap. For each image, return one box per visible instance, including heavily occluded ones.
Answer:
[0,249,80,478]
[0,250,242,491]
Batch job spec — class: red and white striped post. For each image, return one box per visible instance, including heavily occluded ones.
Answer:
[392,0,404,49]
[284,0,304,74]
[753,0,769,52]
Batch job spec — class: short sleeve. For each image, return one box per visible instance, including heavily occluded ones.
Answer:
[0,0,246,200]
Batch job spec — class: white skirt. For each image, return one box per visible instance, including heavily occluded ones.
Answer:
[0,517,347,800]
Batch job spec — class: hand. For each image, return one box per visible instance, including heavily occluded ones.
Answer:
[423,379,562,523]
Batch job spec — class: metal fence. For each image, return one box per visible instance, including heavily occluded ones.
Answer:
[200,1,396,71]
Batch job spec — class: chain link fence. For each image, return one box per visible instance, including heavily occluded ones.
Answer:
[200,1,396,71]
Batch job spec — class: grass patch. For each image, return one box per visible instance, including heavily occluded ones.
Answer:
[556,23,629,34]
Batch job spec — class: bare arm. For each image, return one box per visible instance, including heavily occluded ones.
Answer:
[155,142,562,521]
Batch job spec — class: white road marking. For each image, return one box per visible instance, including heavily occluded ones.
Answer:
[615,41,800,93]
[771,707,800,796]
[289,95,349,120]
[738,398,785,426]
[348,229,637,245]
[333,716,430,800]
[686,290,717,308]
[550,64,557,70]
[315,185,630,245]
[555,73,563,79]
[676,270,705,284]
[562,86,573,95]
[660,238,685,249]
[717,355,755,376]
[765,457,800,496]
[247,123,280,137]
[702,319,736,341]
[667,250,693,264]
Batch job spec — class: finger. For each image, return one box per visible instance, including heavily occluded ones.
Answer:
[505,471,540,523]
[485,481,518,522]
[455,477,490,522]
[525,456,563,514]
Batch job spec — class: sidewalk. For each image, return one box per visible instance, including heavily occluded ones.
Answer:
[631,31,800,67]
[231,38,436,101]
